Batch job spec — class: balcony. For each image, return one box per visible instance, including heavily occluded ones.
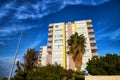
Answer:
[88,29,94,33]
[47,43,52,46]
[87,25,92,27]
[86,20,92,23]
[92,52,98,57]
[49,24,54,27]
[47,48,52,52]
[91,46,97,50]
[48,37,53,41]
[90,40,96,43]
[49,28,53,31]
[48,33,53,36]
[89,34,95,38]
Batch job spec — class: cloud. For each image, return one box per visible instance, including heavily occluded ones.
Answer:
[0,0,111,38]
[29,32,47,48]
[111,28,120,40]
[0,42,6,46]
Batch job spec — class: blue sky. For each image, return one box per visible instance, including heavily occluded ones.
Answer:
[0,0,120,77]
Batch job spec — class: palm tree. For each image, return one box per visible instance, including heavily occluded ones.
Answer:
[67,32,86,70]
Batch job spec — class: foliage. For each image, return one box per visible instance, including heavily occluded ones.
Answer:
[63,69,74,79]
[14,70,27,80]
[67,32,86,70]
[14,48,38,80]
[14,48,85,80]
[86,54,120,75]
[15,61,23,72]
[73,70,85,80]
[26,64,74,80]
[24,49,38,72]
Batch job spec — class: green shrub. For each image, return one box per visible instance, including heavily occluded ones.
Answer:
[86,54,120,75]
[73,70,85,80]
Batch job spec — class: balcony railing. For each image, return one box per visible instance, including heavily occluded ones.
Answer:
[47,48,52,52]
[48,33,53,35]
[48,37,53,41]
[92,52,98,57]
[88,29,94,33]
[91,46,97,50]
[49,28,53,31]
[87,25,92,27]
[86,20,92,22]
[90,40,96,43]
[47,43,52,46]
[89,34,95,38]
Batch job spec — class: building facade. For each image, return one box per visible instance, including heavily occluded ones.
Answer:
[40,20,98,70]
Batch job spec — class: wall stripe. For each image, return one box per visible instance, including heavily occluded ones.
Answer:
[74,21,77,32]
[62,23,66,69]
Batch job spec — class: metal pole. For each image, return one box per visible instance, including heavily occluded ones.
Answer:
[8,30,23,80]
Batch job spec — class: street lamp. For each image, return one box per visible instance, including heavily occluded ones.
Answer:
[8,25,23,80]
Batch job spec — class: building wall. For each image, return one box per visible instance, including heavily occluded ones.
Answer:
[41,46,47,66]
[41,19,98,70]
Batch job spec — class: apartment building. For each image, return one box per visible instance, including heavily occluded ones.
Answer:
[40,20,98,70]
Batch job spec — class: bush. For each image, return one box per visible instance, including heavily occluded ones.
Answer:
[73,70,85,80]
[14,70,27,80]
[63,69,74,79]
[26,64,65,80]
[86,54,120,75]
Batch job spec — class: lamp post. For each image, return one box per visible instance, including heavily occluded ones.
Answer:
[8,25,23,80]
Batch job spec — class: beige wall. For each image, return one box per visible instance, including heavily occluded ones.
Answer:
[85,76,120,80]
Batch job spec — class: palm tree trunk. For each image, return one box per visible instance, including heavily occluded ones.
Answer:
[74,53,82,70]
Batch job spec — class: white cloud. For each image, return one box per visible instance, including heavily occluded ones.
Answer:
[0,42,6,46]
[96,28,120,41]
[111,28,120,40]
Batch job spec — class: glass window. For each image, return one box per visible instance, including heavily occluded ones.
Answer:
[54,52,61,55]
[90,38,95,40]
[54,45,63,48]
[54,39,62,43]
[48,35,52,38]
[48,31,52,33]
[87,22,91,25]
[47,46,52,49]
[55,29,62,33]
[54,58,62,62]
[48,41,52,43]
[85,49,89,52]
[54,34,62,38]
[55,25,59,28]
[91,43,96,46]
[89,32,94,35]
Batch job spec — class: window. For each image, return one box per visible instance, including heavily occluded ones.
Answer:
[54,52,61,55]
[88,32,94,35]
[48,35,52,38]
[54,39,62,43]
[77,27,85,29]
[47,46,52,49]
[87,22,91,25]
[49,26,53,28]
[55,25,59,28]
[90,38,95,40]
[54,45,63,48]
[85,49,89,52]
[88,27,92,30]
[47,57,51,62]
[48,31,52,33]
[48,41,52,43]
[54,58,62,62]
[91,43,96,46]
[55,29,62,33]
[54,34,62,38]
